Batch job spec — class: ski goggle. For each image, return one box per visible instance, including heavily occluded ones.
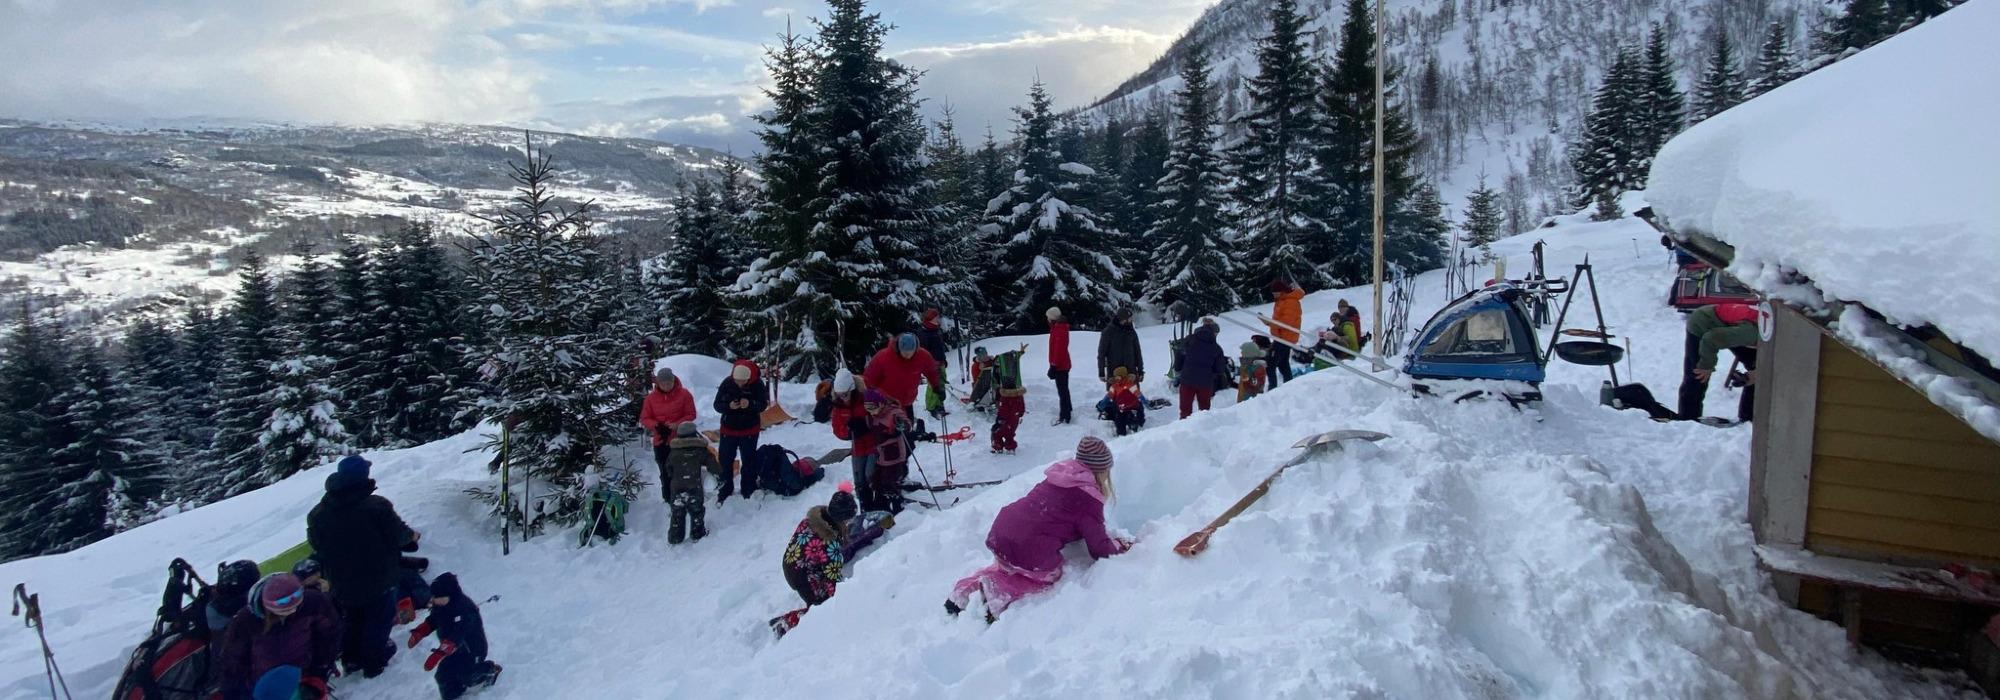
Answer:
[268,588,304,611]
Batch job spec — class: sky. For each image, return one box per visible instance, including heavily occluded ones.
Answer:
[0,0,1216,152]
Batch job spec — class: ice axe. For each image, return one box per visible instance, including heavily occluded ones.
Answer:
[1173,430,1390,557]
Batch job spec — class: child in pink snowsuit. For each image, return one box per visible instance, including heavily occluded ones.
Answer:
[946,436,1130,620]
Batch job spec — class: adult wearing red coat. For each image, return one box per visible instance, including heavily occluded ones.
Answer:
[639,366,697,499]
[862,333,943,410]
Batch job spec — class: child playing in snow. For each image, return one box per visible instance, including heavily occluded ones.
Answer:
[663,421,722,544]
[1238,341,1268,401]
[861,390,914,513]
[783,485,860,607]
[1106,367,1145,436]
[965,348,997,415]
[407,573,502,700]
[946,437,1131,621]
[989,346,1028,454]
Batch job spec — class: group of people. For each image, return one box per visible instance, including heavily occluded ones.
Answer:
[204,455,500,700]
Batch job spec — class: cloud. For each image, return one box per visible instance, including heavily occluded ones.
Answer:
[531,92,765,152]
[760,6,798,19]
[898,26,1177,132]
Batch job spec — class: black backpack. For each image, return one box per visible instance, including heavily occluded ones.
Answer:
[755,444,823,497]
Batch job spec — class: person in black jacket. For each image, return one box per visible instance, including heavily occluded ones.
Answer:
[406,573,501,699]
[916,308,951,419]
[306,455,418,678]
[713,359,769,501]
[1097,308,1144,386]
[1177,320,1228,419]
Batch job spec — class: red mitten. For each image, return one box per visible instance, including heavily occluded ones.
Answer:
[396,597,416,625]
[407,621,434,648]
[424,640,458,672]
[300,676,330,700]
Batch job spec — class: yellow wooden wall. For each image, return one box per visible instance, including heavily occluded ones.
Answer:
[1805,339,2000,564]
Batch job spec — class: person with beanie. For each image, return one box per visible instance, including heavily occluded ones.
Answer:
[1237,340,1269,401]
[663,421,722,543]
[1106,367,1146,436]
[965,348,997,413]
[407,573,501,699]
[860,390,914,513]
[946,437,1131,620]
[782,484,858,608]
[1097,308,1144,386]
[713,359,769,501]
[306,454,417,678]
[639,364,698,488]
[1177,320,1229,419]
[1266,279,1304,388]
[1047,307,1073,424]
[826,369,881,509]
[862,332,945,412]
[218,573,339,700]
[917,308,952,419]
[987,346,1029,454]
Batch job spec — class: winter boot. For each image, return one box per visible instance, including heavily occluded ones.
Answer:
[690,509,708,541]
[668,516,685,545]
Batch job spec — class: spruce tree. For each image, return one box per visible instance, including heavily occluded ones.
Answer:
[1692,30,1748,123]
[463,137,627,522]
[204,253,284,499]
[282,244,338,360]
[989,81,1130,331]
[119,317,189,490]
[53,342,163,540]
[1830,0,1892,54]
[1090,116,1149,298]
[1637,25,1687,171]
[328,237,375,440]
[659,177,734,357]
[1305,0,1423,285]
[1144,45,1239,318]
[973,127,1011,214]
[927,107,980,219]
[740,0,968,371]
[1228,0,1324,289]
[1569,47,1644,208]
[1750,21,1798,98]
[170,304,225,489]
[0,305,74,559]
[1121,109,1171,248]
[256,354,352,483]
[381,223,472,443]
[1462,180,1505,259]
[1396,182,1452,271]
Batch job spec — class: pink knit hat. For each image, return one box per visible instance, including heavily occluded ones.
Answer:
[1076,436,1113,473]
[260,573,305,616]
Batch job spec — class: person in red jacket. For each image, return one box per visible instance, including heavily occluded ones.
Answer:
[862,333,944,410]
[638,365,697,500]
[1047,306,1073,424]
[826,368,882,509]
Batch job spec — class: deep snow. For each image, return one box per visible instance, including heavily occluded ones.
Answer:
[1647,0,2000,362]
[0,219,1976,698]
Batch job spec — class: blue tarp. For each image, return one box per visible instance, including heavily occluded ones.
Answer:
[1403,284,1546,383]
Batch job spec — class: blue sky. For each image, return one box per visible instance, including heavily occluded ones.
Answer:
[0,0,1214,152]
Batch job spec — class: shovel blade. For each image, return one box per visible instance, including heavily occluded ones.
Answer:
[1290,430,1391,450]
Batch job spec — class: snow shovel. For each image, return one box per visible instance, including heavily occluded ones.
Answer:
[1174,430,1390,557]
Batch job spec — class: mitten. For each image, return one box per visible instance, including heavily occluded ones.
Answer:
[424,640,458,672]
[396,597,416,625]
[407,621,434,648]
[300,676,330,700]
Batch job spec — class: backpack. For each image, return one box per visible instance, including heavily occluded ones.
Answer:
[582,489,628,545]
[112,559,222,700]
[992,351,1024,392]
[755,444,824,497]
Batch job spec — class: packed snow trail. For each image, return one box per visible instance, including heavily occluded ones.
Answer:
[0,217,1975,698]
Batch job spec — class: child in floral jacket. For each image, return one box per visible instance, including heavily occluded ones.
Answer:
[783,485,860,606]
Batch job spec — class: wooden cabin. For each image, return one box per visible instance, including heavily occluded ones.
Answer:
[1658,224,2000,683]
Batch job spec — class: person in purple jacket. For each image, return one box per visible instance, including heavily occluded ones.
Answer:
[218,573,340,700]
[945,436,1132,621]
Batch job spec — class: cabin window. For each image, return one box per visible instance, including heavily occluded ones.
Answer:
[1423,309,1522,357]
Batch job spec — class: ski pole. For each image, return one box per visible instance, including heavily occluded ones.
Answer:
[12,584,73,700]
[906,449,944,509]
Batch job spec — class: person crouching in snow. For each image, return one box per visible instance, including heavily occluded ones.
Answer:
[946,437,1131,621]
[1237,340,1268,401]
[663,422,722,543]
[784,484,860,608]
[1106,367,1145,436]
[407,573,501,700]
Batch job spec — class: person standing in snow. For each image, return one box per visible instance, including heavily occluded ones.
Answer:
[306,455,417,678]
[862,332,945,411]
[860,389,915,513]
[1676,303,1760,422]
[406,573,502,700]
[639,365,697,500]
[917,308,952,419]
[1047,307,1074,424]
[826,368,884,510]
[1097,308,1144,387]
[1178,319,1229,419]
[217,573,339,700]
[945,437,1131,620]
[1266,279,1304,388]
[989,347,1028,454]
[662,422,721,543]
[713,360,769,501]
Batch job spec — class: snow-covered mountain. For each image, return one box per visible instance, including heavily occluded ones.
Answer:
[0,120,731,325]
[1084,0,1829,223]
[0,214,1972,698]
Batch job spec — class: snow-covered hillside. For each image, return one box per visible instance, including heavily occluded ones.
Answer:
[0,216,1974,698]
[1085,0,1826,217]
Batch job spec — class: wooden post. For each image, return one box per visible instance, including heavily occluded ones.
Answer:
[1370,0,1386,346]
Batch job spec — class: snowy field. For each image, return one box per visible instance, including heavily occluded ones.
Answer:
[0,217,1977,698]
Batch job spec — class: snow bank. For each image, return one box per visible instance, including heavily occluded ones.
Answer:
[0,219,1969,699]
[1648,1,2000,360]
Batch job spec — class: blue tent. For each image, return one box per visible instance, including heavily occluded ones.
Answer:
[1402,284,1546,384]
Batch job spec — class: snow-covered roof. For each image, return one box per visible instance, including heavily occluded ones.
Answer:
[1648,1,2000,362]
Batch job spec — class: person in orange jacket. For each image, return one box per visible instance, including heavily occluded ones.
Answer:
[1266,279,1304,388]
[638,365,697,500]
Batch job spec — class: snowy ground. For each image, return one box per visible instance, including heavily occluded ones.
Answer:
[0,217,1977,699]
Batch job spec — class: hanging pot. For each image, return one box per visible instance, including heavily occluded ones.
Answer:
[1554,340,1625,366]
